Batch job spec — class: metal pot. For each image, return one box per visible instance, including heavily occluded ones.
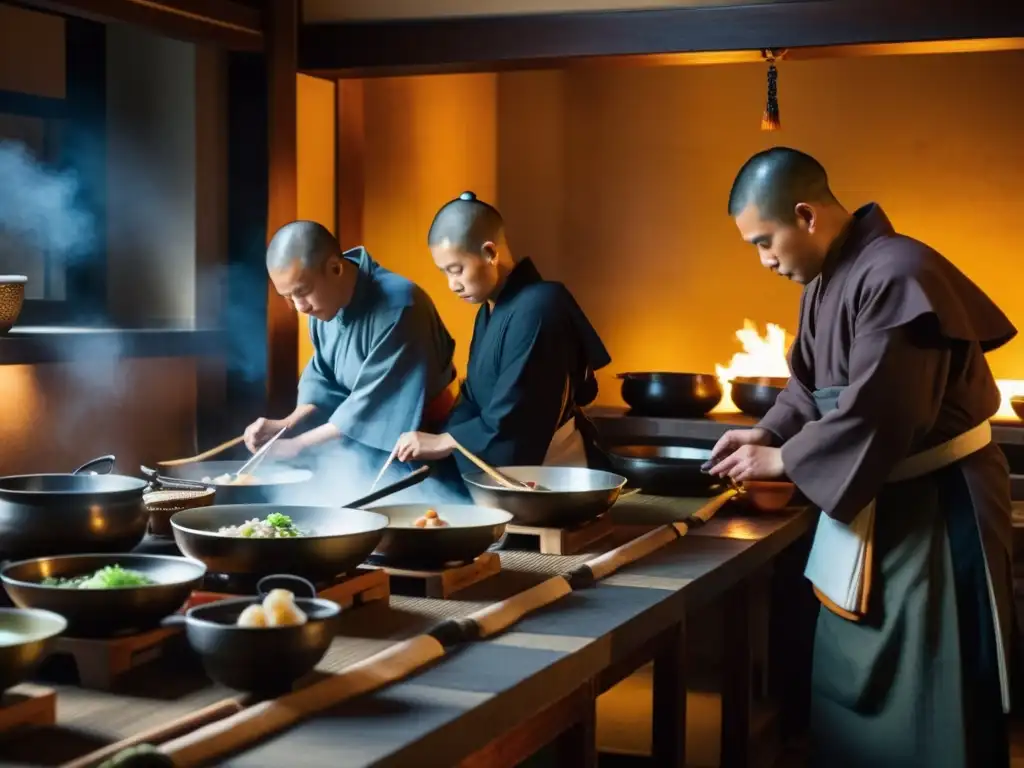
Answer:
[170,466,431,580]
[1,553,206,638]
[0,607,66,691]
[0,456,149,560]
[144,460,314,505]
[463,466,627,527]
[369,504,512,569]
[730,376,788,419]
[617,372,723,418]
[606,443,726,497]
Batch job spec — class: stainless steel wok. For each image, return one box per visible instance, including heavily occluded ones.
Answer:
[368,504,513,569]
[462,466,627,527]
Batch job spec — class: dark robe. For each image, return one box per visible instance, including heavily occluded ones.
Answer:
[757,204,1016,767]
[444,258,611,472]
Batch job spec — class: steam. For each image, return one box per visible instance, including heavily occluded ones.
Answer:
[0,141,97,273]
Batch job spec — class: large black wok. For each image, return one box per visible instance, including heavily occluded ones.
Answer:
[618,372,723,418]
[1,553,206,638]
[0,455,150,560]
[463,466,627,527]
[0,607,66,691]
[606,442,726,497]
[730,376,788,418]
[146,460,314,505]
[368,504,513,569]
[170,466,431,580]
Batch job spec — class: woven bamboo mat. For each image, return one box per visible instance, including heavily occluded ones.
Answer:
[2,499,706,764]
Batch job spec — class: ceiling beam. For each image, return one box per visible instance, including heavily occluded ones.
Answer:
[298,0,1024,78]
[20,0,263,50]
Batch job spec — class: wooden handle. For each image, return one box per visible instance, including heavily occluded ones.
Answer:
[161,636,446,768]
[694,488,739,522]
[467,576,572,638]
[585,526,680,582]
[452,441,525,490]
[157,436,244,467]
[61,698,243,768]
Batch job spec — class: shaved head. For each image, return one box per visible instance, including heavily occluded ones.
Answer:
[267,220,340,272]
[727,147,836,223]
[427,192,504,254]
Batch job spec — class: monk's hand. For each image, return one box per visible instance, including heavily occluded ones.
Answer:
[707,444,784,482]
[702,427,772,472]
[394,432,456,462]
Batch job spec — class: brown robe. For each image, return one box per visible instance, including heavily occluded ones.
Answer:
[757,204,1016,767]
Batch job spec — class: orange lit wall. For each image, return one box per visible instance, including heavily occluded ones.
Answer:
[296,73,337,372]
[360,74,499,377]
[347,50,1024,408]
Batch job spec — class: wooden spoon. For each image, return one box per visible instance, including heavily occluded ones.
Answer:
[157,436,244,468]
[451,440,543,491]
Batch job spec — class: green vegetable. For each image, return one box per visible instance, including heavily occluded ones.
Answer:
[41,565,155,589]
[264,512,302,538]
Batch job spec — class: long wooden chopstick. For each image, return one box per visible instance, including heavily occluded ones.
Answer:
[157,436,244,468]
[450,440,533,490]
[370,445,399,491]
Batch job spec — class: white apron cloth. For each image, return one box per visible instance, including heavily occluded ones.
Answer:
[542,416,587,467]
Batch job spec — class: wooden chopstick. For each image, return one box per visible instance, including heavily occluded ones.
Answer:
[235,425,288,477]
[451,440,534,491]
[371,445,399,491]
[157,436,244,468]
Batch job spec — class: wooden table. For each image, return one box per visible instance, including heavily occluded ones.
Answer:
[1,500,815,768]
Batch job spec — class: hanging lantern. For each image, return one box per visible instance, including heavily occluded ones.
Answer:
[761,49,784,132]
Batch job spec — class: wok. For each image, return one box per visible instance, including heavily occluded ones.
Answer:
[463,466,627,527]
[618,372,723,418]
[145,460,314,505]
[368,504,513,569]
[170,466,432,580]
[1,553,206,638]
[166,575,341,695]
[0,455,150,560]
[730,376,788,419]
[0,607,67,691]
[606,443,726,497]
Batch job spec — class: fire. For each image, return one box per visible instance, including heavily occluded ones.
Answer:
[995,380,1024,422]
[710,319,1024,421]
[713,320,792,413]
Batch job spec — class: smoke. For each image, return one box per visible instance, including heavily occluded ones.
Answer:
[0,141,97,273]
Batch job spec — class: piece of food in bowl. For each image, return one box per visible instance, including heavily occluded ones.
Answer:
[217,512,306,538]
[40,564,156,589]
[413,508,449,528]
[236,588,308,628]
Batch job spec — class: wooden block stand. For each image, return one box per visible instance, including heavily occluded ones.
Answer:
[506,513,614,555]
[188,567,390,610]
[49,627,181,691]
[375,552,500,599]
[0,684,56,733]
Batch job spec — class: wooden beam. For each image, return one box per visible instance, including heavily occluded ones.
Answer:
[335,79,365,250]
[265,0,299,417]
[298,0,1024,77]
[20,0,262,50]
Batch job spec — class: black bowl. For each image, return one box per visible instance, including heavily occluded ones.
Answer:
[0,607,67,691]
[1,554,206,638]
[369,504,512,569]
[618,372,723,418]
[730,376,788,419]
[606,443,724,497]
[178,596,342,694]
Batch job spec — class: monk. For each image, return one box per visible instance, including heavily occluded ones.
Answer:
[708,147,1015,767]
[392,192,611,471]
[244,221,458,462]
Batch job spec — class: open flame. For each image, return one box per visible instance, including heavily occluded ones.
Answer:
[710,319,1023,422]
[713,320,792,413]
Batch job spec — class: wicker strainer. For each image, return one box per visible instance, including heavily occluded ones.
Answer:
[145,487,216,537]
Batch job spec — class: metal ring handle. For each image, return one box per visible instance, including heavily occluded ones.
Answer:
[73,455,116,475]
[256,574,318,599]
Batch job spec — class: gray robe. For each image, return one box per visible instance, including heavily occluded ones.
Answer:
[296,247,456,453]
[757,205,1016,767]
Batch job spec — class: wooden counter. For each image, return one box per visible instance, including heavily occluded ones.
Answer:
[1,498,815,767]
